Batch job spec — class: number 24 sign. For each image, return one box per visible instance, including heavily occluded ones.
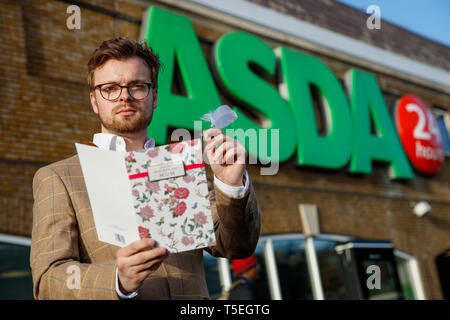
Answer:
[394,94,445,174]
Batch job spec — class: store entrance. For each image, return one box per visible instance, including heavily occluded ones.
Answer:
[204,235,425,300]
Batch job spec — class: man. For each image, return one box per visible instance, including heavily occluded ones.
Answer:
[228,255,260,300]
[30,37,261,300]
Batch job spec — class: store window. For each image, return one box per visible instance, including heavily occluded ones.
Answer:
[203,234,425,300]
[0,235,33,300]
[271,237,313,299]
[204,235,313,300]
[204,244,271,300]
[361,255,402,300]
[251,243,271,299]
[314,238,347,299]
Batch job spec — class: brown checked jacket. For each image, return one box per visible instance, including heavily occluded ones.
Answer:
[30,154,261,300]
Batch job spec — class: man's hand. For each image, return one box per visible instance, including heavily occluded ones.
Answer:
[204,128,247,187]
[116,238,169,294]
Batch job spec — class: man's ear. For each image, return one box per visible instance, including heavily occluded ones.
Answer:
[90,91,99,115]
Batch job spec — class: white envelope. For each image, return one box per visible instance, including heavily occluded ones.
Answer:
[76,143,140,247]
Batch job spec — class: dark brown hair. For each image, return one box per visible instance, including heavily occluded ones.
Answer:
[87,37,160,90]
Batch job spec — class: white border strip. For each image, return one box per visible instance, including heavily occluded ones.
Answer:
[335,242,393,252]
[185,0,450,90]
[394,250,426,300]
[218,257,232,293]
[0,234,31,246]
[408,258,426,300]
[305,237,325,300]
[264,239,282,300]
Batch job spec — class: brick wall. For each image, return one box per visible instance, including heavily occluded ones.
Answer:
[0,0,449,299]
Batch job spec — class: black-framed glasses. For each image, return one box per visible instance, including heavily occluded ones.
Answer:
[94,82,154,101]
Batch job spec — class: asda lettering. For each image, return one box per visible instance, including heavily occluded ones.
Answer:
[141,6,444,180]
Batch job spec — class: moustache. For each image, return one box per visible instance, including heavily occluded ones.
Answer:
[114,104,140,114]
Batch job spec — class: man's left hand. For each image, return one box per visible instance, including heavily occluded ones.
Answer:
[203,128,247,187]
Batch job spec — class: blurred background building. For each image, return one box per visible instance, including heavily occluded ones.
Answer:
[0,0,449,300]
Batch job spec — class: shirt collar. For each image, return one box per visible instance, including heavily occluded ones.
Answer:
[93,133,155,152]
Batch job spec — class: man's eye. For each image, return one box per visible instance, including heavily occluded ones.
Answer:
[103,86,117,92]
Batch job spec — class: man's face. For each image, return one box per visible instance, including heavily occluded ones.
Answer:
[90,56,157,135]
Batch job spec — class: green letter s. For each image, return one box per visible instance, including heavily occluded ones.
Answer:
[212,32,297,163]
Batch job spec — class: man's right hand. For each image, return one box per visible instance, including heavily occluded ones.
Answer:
[116,238,169,294]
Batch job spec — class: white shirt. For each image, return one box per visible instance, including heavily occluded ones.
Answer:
[92,133,250,299]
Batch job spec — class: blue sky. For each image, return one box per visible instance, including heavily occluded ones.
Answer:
[336,0,450,47]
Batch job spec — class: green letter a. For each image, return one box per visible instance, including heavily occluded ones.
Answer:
[212,32,297,163]
[345,69,413,179]
[142,7,222,144]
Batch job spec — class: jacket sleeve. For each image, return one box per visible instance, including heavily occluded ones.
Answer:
[29,166,119,300]
[205,179,261,259]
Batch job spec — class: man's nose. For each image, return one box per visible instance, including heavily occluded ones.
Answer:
[119,87,133,102]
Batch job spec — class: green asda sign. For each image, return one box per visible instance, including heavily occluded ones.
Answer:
[142,7,414,180]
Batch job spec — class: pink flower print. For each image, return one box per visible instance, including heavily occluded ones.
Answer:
[173,201,187,216]
[132,189,140,197]
[174,187,189,199]
[125,153,134,162]
[169,142,185,154]
[164,184,174,192]
[182,174,196,183]
[181,236,194,246]
[146,147,159,158]
[138,226,149,239]
[140,205,154,220]
[145,181,160,193]
[193,211,207,226]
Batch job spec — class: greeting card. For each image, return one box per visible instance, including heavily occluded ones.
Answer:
[75,139,216,253]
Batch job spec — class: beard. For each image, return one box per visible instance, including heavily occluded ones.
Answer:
[98,103,153,135]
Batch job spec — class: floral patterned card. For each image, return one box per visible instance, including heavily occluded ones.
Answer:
[125,139,216,253]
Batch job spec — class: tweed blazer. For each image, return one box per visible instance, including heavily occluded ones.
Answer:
[30,154,261,300]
